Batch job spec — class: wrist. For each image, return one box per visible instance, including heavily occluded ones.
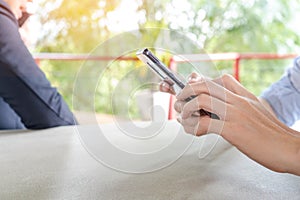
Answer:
[258,97,276,117]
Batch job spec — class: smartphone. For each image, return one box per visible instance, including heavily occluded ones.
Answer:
[136,48,187,95]
[136,48,219,119]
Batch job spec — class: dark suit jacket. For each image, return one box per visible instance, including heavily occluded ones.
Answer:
[0,0,76,129]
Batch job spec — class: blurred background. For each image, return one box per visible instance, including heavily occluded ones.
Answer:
[22,0,300,124]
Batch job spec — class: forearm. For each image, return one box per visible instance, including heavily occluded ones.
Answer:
[176,74,300,175]
[259,97,300,137]
[258,97,276,116]
[222,116,300,175]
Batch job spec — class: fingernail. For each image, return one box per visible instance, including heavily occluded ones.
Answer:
[176,91,182,97]
[188,76,197,81]
[176,116,182,123]
[163,82,170,89]
[197,76,204,82]
[181,111,189,119]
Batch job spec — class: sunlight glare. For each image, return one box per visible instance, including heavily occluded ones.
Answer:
[106,0,142,32]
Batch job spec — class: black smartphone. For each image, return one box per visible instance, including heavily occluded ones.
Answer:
[136,48,219,119]
[136,48,186,95]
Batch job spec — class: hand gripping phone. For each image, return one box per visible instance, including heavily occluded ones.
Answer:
[136,48,185,95]
[136,48,219,119]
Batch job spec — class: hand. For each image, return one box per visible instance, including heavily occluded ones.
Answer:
[173,73,218,119]
[177,74,284,132]
[159,72,203,95]
[176,74,300,175]
[159,78,176,95]
[160,73,212,118]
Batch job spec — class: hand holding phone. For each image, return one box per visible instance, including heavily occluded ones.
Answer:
[136,48,219,119]
[136,48,186,95]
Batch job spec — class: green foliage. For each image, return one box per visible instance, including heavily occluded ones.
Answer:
[40,60,81,106]
[34,0,300,118]
[240,59,291,95]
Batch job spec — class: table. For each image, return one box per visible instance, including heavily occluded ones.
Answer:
[0,121,299,200]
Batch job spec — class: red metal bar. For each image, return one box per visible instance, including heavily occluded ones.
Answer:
[168,57,177,120]
[234,55,241,82]
[240,53,297,60]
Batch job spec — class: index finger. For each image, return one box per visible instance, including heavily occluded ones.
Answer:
[159,79,176,95]
[176,79,230,103]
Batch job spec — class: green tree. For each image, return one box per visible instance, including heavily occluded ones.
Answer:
[34,0,300,116]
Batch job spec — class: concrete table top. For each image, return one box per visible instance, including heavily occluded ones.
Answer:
[0,121,299,200]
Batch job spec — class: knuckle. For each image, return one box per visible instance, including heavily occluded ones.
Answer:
[221,74,234,83]
[239,96,251,106]
[198,93,208,101]
[197,118,210,134]
[196,94,209,108]
[175,101,186,112]
[183,126,192,134]
[188,72,198,79]
[181,119,196,134]
[174,101,181,112]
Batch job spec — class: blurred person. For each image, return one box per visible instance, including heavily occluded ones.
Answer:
[160,57,300,176]
[0,0,76,129]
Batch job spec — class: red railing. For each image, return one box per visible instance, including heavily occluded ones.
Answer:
[34,52,298,81]
[168,53,298,81]
[33,52,298,120]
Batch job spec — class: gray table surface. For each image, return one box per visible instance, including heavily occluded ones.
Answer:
[0,121,299,200]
